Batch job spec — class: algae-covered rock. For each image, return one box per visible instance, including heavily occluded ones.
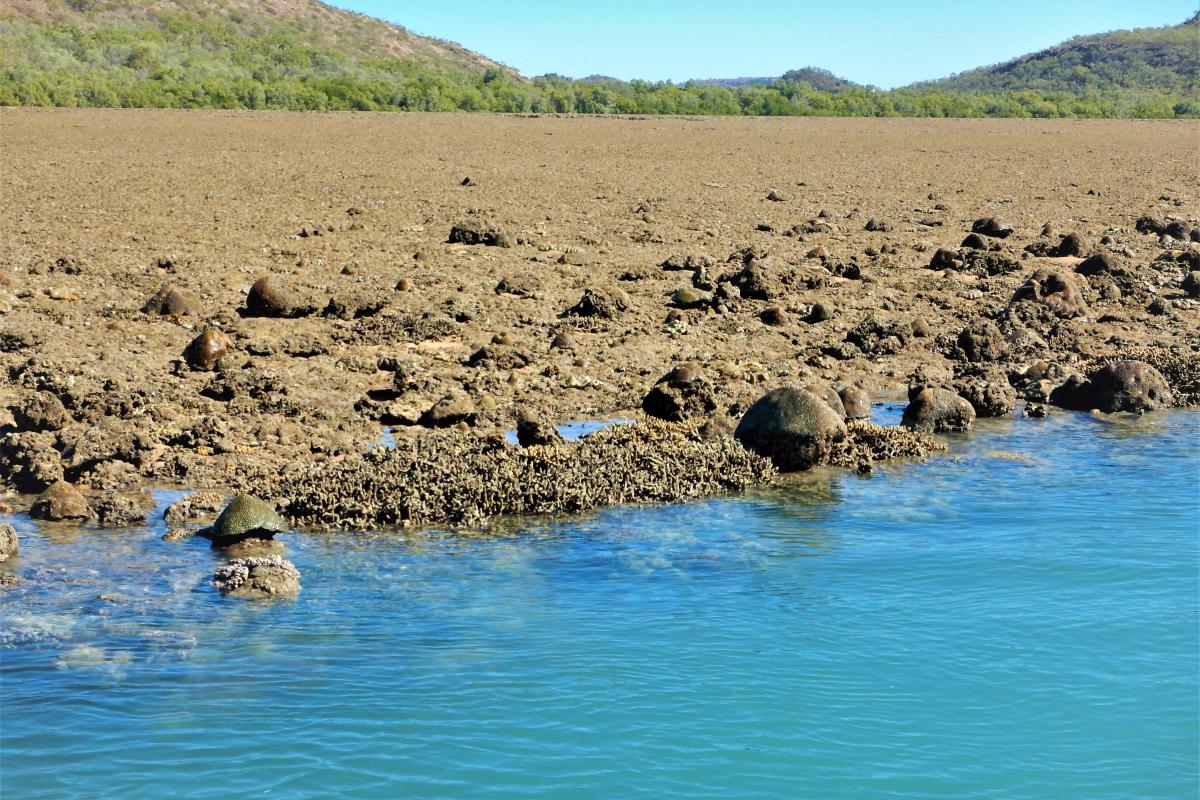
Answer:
[734,387,847,471]
[207,495,288,544]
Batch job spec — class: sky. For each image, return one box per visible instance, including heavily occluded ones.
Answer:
[327,0,1198,88]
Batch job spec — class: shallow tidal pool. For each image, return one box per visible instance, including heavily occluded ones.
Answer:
[2,408,1198,799]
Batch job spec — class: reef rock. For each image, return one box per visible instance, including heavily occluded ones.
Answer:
[30,480,91,521]
[734,387,847,471]
[206,495,288,545]
[213,556,301,600]
[0,523,17,562]
[642,363,718,422]
[902,388,976,433]
[1050,360,1172,413]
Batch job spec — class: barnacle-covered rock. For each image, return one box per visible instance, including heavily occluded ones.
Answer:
[213,556,301,600]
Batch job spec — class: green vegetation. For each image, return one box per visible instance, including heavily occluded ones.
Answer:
[1,2,1196,118]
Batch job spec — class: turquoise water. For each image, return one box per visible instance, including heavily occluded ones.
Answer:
[2,408,1197,799]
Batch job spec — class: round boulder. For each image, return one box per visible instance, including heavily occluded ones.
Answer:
[515,415,565,448]
[901,388,976,433]
[143,285,204,317]
[1182,271,1200,298]
[206,495,288,545]
[839,385,872,421]
[734,387,847,471]
[245,275,318,318]
[183,330,231,371]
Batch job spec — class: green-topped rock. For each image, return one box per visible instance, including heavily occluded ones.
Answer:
[206,495,288,544]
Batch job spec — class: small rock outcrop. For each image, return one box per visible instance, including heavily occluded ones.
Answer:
[901,388,976,433]
[206,495,288,545]
[642,363,718,422]
[30,480,91,521]
[448,218,513,247]
[734,387,848,471]
[954,367,1017,418]
[93,492,146,527]
[565,287,631,319]
[956,320,1008,363]
[515,415,565,448]
[971,217,1014,239]
[213,556,301,600]
[420,394,477,428]
[1011,268,1089,319]
[12,392,70,432]
[1050,360,1172,413]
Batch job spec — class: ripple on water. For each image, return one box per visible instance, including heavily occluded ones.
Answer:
[1,410,1197,799]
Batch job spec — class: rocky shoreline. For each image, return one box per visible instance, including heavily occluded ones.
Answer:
[1,113,1197,593]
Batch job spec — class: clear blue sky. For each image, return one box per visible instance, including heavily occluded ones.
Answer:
[327,0,1198,87]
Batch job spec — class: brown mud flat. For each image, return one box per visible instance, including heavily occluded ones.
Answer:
[0,109,1196,521]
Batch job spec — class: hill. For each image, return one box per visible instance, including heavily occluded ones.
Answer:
[0,0,518,110]
[0,3,1196,117]
[918,13,1199,100]
[693,67,864,93]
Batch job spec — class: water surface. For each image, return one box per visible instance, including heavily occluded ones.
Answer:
[2,409,1197,799]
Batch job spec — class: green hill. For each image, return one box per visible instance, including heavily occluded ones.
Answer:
[917,13,1199,105]
[0,0,519,110]
[0,2,1196,117]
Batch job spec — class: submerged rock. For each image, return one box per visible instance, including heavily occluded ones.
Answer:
[213,556,301,600]
[206,495,288,544]
[734,387,847,471]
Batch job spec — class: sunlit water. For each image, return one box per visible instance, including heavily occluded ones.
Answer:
[2,407,1197,799]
